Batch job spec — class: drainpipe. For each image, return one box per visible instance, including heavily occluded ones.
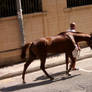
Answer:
[16,0,25,46]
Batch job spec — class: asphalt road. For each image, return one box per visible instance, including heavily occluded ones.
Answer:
[0,57,92,92]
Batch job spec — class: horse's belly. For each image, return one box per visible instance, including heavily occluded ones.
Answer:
[47,45,66,53]
[47,43,74,54]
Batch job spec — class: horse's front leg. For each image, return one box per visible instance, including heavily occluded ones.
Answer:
[65,53,69,75]
[68,53,76,73]
[65,53,71,76]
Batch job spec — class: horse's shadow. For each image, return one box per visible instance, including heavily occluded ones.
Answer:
[0,71,80,92]
[34,70,66,81]
[34,70,80,81]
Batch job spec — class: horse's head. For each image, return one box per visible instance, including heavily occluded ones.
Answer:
[89,33,92,49]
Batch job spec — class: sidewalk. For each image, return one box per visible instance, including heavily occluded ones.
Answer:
[0,47,92,80]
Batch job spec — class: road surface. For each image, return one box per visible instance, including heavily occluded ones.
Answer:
[0,57,92,92]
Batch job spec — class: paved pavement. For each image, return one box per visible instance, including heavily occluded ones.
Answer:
[0,57,92,92]
[0,47,92,80]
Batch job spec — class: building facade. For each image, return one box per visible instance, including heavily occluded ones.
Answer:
[0,0,92,66]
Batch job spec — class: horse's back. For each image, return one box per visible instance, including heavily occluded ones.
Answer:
[41,35,74,53]
[31,33,75,55]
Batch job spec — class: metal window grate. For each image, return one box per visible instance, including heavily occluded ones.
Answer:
[22,0,42,14]
[0,0,42,18]
[67,0,92,8]
[0,0,17,18]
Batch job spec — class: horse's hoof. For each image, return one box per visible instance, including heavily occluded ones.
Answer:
[68,73,71,76]
[50,77,54,80]
[23,81,26,84]
[66,73,71,76]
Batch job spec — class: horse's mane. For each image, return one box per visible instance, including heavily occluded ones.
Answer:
[58,32,91,41]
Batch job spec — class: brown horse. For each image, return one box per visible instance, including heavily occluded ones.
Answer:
[21,32,92,83]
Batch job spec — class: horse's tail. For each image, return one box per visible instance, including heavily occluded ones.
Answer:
[21,43,32,59]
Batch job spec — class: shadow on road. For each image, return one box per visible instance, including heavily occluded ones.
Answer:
[0,71,80,92]
[34,70,66,81]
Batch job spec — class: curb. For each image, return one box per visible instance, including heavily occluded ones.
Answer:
[0,53,92,80]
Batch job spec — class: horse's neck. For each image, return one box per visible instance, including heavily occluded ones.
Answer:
[58,32,90,42]
[74,34,90,42]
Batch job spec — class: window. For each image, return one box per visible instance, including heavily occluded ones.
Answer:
[67,0,92,8]
[0,0,17,18]
[22,0,42,14]
[0,0,42,18]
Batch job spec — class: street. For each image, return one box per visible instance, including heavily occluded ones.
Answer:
[0,57,92,92]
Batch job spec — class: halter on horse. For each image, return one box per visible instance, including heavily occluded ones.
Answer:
[21,32,92,83]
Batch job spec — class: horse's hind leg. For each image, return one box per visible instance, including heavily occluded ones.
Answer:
[22,57,34,84]
[40,57,54,80]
